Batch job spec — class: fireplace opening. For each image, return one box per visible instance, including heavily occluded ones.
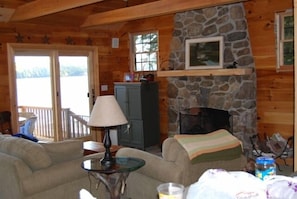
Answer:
[179,107,232,135]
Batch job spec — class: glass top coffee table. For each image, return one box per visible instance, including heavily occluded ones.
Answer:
[82,157,145,199]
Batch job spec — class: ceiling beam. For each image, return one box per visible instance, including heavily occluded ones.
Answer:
[81,0,246,28]
[10,0,104,21]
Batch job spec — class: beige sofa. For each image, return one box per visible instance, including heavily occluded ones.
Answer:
[117,137,247,199]
[0,134,247,199]
[0,134,104,199]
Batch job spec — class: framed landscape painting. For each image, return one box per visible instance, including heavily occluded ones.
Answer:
[185,36,223,70]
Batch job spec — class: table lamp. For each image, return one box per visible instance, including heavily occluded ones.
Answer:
[88,95,128,167]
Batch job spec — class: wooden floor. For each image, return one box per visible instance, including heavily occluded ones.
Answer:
[276,158,294,176]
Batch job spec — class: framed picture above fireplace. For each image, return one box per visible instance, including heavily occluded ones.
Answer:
[185,36,223,70]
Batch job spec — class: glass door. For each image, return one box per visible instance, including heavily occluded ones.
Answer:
[13,49,96,141]
[15,55,55,141]
[58,55,91,140]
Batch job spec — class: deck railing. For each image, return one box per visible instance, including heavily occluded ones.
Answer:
[18,106,90,141]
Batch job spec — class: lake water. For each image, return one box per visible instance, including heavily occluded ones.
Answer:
[17,76,90,116]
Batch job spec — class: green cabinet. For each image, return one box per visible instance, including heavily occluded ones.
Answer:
[114,82,160,150]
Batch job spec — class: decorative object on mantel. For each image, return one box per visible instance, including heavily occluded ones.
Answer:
[65,36,75,45]
[185,36,223,70]
[86,37,93,46]
[15,32,24,43]
[226,61,238,69]
[42,35,50,44]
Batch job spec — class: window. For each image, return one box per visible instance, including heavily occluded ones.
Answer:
[131,31,159,72]
[275,10,294,72]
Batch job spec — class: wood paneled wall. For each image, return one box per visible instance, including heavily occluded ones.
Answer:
[0,15,174,142]
[244,0,294,140]
[0,0,294,143]
[96,15,174,142]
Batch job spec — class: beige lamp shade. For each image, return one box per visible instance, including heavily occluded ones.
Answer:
[88,95,128,127]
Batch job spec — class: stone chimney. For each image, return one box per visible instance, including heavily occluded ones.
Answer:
[166,3,256,156]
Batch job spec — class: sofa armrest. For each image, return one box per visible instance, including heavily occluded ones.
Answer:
[0,152,32,199]
[116,148,183,183]
[40,140,84,164]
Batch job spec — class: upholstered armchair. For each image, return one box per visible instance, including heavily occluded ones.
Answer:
[116,136,247,199]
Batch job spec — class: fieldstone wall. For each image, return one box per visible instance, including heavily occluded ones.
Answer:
[166,3,256,155]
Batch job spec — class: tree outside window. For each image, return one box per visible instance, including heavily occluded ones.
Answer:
[131,32,158,72]
[276,10,294,72]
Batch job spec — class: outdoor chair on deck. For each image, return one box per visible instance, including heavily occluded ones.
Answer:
[20,116,37,136]
[14,112,38,142]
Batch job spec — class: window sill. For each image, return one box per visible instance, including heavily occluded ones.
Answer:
[156,68,253,77]
[276,65,293,73]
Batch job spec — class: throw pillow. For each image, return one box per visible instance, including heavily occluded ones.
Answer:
[0,135,52,170]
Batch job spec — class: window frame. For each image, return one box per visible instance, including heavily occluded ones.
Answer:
[275,9,294,72]
[129,31,159,72]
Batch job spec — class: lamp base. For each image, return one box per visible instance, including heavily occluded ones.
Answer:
[100,156,115,167]
[101,127,115,167]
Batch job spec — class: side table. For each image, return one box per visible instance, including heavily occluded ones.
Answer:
[81,157,145,199]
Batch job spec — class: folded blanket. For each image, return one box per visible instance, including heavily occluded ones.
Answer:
[174,129,242,160]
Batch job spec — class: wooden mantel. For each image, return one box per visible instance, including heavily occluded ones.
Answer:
[157,68,253,77]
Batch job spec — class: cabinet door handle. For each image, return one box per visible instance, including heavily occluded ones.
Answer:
[122,124,130,134]
[127,124,130,134]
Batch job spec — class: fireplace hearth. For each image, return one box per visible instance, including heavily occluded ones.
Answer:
[179,107,232,135]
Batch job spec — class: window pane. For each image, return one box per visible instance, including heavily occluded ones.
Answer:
[150,52,157,61]
[276,11,293,71]
[142,53,149,62]
[135,44,143,53]
[132,31,158,72]
[134,35,142,44]
[149,62,157,71]
[136,63,143,71]
[142,34,151,43]
[143,44,151,52]
[135,54,142,62]
[283,41,294,65]
[284,15,294,40]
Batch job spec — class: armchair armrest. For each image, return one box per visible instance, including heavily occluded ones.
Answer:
[116,147,183,183]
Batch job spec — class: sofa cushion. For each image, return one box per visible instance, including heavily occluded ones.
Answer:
[40,140,83,164]
[0,135,52,170]
[22,158,86,196]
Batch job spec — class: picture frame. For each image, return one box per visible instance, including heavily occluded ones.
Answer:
[185,36,223,70]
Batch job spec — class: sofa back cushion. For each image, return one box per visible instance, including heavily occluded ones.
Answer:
[0,135,52,170]
[40,140,83,164]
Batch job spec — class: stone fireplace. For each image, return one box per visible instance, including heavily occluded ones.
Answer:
[166,3,256,155]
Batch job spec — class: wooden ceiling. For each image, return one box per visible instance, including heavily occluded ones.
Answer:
[0,0,246,28]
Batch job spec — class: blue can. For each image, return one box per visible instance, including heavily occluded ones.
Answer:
[255,156,276,180]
